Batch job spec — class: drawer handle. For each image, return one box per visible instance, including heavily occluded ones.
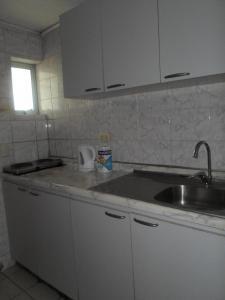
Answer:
[107,83,125,89]
[85,88,101,92]
[164,72,190,79]
[105,211,126,219]
[30,192,39,197]
[134,218,159,228]
[17,187,26,192]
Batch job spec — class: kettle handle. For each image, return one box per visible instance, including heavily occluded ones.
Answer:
[88,146,96,160]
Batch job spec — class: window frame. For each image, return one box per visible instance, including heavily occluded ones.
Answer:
[11,61,38,113]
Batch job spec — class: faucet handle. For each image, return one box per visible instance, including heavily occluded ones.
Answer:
[189,171,211,185]
[189,171,207,181]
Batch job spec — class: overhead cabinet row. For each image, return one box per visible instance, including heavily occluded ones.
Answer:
[60,0,225,97]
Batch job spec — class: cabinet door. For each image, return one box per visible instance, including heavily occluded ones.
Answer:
[131,214,225,300]
[34,190,77,299]
[3,182,38,274]
[102,0,160,91]
[71,201,134,300]
[60,0,104,97]
[159,0,225,81]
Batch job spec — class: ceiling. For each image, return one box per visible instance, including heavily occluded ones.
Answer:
[0,0,81,32]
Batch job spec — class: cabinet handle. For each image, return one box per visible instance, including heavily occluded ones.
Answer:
[105,211,126,219]
[164,72,190,79]
[85,88,101,92]
[134,218,159,228]
[30,191,39,197]
[17,187,26,192]
[107,83,126,89]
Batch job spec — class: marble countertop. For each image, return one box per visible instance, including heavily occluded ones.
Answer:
[3,164,225,234]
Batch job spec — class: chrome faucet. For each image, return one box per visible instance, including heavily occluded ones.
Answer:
[193,141,212,185]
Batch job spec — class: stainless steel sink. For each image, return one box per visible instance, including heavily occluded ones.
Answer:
[154,185,225,211]
[91,170,225,216]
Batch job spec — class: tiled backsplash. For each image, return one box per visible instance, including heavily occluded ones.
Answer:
[0,22,45,268]
[38,28,225,171]
[0,113,48,166]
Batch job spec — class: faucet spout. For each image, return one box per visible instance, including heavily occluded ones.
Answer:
[193,141,212,184]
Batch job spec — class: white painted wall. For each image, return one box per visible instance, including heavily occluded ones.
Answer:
[0,23,48,268]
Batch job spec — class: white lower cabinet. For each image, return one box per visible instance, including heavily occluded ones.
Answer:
[3,181,39,274]
[71,200,134,300]
[3,181,77,299]
[131,213,225,300]
[34,190,76,299]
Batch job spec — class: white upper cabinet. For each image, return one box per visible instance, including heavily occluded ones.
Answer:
[101,0,160,91]
[159,0,225,82]
[60,0,104,97]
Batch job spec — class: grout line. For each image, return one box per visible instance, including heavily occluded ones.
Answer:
[2,265,69,300]
[9,118,16,164]
[34,120,39,160]
[11,139,48,144]
[2,272,37,300]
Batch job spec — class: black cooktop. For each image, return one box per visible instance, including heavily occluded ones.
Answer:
[3,158,63,175]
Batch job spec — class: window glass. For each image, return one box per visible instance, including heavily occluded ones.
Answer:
[11,63,37,111]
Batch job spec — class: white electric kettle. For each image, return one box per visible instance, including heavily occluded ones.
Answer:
[78,145,96,172]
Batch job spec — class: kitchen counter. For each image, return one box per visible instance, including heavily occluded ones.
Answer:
[3,164,225,234]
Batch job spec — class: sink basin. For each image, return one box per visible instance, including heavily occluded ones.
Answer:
[154,185,225,211]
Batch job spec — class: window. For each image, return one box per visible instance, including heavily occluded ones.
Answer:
[11,62,38,112]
